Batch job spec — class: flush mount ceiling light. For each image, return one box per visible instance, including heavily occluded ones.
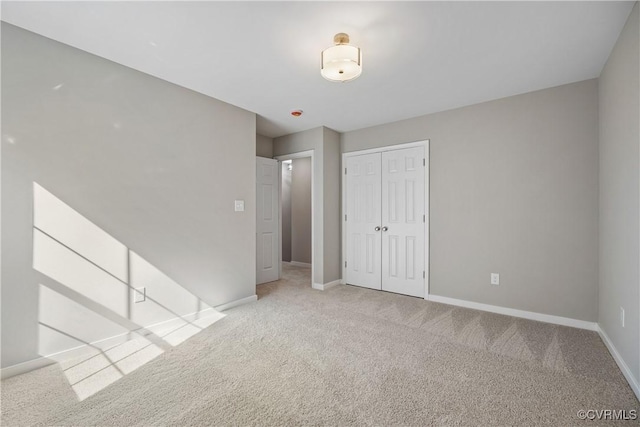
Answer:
[321,33,362,82]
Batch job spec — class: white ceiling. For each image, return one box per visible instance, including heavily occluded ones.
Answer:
[2,1,634,138]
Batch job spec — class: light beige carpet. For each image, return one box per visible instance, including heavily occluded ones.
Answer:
[2,264,638,426]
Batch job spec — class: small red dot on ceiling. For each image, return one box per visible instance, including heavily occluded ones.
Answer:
[291,110,303,117]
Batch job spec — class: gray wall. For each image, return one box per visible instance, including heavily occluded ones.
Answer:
[256,134,273,158]
[291,158,312,264]
[599,3,639,382]
[281,163,292,262]
[342,79,599,321]
[273,126,341,285]
[1,24,257,368]
[322,128,342,283]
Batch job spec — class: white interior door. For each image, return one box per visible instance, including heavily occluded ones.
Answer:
[256,157,279,284]
[381,147,425,297]
[345,153,382,290]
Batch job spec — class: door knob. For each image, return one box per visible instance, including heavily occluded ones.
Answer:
[382,226,388,232]
[374,226,381,231]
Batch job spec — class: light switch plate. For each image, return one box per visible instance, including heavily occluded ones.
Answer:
[234,200,245,212]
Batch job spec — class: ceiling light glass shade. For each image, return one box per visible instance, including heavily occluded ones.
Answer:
[321,33,362,82]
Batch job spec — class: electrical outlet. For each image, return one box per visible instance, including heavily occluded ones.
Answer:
[491,273,500,285]
[234,200,245,212]
[620,307,625,328]
[134,287,146,303]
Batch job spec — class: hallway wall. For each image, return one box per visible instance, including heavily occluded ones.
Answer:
[291,158,312,264]
[282,162,292,262]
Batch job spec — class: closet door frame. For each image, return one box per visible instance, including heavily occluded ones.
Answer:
[275,150,315,288]
[341,140,430,299]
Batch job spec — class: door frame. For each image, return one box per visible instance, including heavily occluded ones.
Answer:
[341,140,430,299]
[275,150,315,287]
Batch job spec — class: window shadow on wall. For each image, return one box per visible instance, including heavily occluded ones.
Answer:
[33,183,224,400]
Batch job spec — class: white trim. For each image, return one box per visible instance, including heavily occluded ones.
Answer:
[290,261,311,268]
[278,159,283,280]
[1,357,56,380]
[598,325,640,401]
[0,307,225,380]
[324,279,341,290]
[276,159,284,284]
[342,140,430,298]
[274,150,314,161]
[275,150,315,288]
[312,279,342,291]
[428,294,598,331]
[424,141,430,297]
[342,140,427,157]
[341,152,347,286]
[214,294,257,312]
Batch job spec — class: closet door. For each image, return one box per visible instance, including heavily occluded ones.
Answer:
[345,153,382,290]
[381,147,425,297]
[256,157,279,284]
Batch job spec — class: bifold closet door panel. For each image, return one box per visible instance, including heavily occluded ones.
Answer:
[256,157,279,284]
[381,147,425,298]
[345,152,382,290]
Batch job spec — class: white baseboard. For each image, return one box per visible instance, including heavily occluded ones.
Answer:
[1,307,223,380]
[312,279,341,291]
[597,325,640,401]
[324,279,341,290]
[1,357,56,380]
[428,294,597,331]
[290,261,311,268]
[1,295,257,380]
[215,294,257,311]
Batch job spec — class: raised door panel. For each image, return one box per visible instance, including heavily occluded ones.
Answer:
[381,147,425,297]
[256,158,279,284]
[345,152,382,290]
